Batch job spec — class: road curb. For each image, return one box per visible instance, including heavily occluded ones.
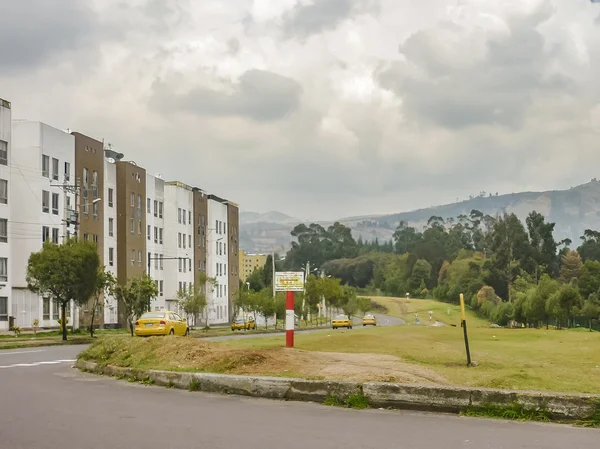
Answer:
[75,360,600,421]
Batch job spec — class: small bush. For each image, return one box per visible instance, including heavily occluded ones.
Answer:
[189,377,200,391]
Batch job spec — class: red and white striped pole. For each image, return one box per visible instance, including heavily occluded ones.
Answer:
[285,290,294,348]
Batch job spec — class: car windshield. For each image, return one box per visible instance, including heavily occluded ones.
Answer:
[235,318,245,323]
[335,315,347,319]
[141,312,165,319]
[365,315,374,319]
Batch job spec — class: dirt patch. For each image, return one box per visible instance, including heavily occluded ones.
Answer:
[79,337,450,385]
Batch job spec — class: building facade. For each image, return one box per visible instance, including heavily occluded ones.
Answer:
[239,249,268,281]
[72,132,105,327]
[207,195,230,324]
[0,99,11,330]
[227,202,240,316]
[115,160,147,326]
[10,121,76,329]
[146,173,166,310]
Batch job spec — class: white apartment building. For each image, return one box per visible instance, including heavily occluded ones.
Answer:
[0,98,11,331]
[103,151,119,325]
[163,181,194,311]
[207,195,229,325]
[11,121,76,328]
[146,173,166,310]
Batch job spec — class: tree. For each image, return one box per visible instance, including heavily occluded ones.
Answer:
[578,260,600,299]
[581,295,600,331]
[357,297,372,316]
[89,268,116,338]
[409,259,432,293]
[256,290,276,329]
[27,239,100,341]
[114,274,158,336]
[177,273,214,328]
[340,286,359,319]
[246,268,265,292]
[559,250,583,284]
[261,255,274,288]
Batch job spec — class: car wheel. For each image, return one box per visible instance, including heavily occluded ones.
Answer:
[185,328,190,336]
[169,328,174,335]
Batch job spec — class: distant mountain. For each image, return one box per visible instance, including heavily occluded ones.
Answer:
[239,211,303,254]
[239,180,600,253]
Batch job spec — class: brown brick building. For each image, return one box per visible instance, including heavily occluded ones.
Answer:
[227,201,240,316]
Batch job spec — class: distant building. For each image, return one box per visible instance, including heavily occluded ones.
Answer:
[239,249,268,281]
[0,99,10,331]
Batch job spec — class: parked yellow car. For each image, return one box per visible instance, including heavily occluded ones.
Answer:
[135,311,189,337]
[332,314,353,330]
[363,314,377,326]
[231,316,256,331]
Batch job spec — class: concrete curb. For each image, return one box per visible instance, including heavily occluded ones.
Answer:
[76,360,600,421]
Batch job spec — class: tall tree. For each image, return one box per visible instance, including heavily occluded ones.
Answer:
[578,260,600,299]
[526,211,558,278]
[89,268,116,338]
[559,250,583,284]
[27,240,100,341]
[409,259,432,293]
[393,221,423,254]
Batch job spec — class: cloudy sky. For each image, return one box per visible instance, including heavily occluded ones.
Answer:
[2,0,600,220]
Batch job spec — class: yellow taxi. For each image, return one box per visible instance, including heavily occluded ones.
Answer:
[332,314,353,330]
[362,314,377,326]
[135,311,189,337]
[231,316,256,331]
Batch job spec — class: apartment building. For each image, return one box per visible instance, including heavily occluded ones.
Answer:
[72,132,105,327]
[103,149,122,326]
[115,160,146,326]
[164,181,194,311]
[0,98,11,331]
[239,249,268,281]
[146,173,166,309]
[227,202,240,316]
[10,121,75,328]
[207,195,230,324]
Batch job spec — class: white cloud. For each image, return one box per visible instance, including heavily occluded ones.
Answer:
[2,0,600,220]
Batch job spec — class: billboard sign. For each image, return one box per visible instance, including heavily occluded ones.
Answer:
[275,271,305,292]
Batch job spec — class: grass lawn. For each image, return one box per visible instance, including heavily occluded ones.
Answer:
[219,323,600,394]
[368,296,491,328]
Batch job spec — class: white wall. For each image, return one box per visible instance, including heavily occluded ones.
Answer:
[0,101,11,330]
[207,198,229,325]
[103,158,118,325]
[10,121,75,328]
[163,184,194,311]
[146,174,166,310]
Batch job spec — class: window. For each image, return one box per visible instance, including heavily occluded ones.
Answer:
[159,202,163,218]
[159,280,163,296]
[183,259,186,273]
[0,297,7,322]
[148,252,151,269]
[159,228,163,244]
[147,225,151,240]
[0,219,6,243]
[147,198,151,213]
[92,171,98,196]
[109,248,114,266]
[154,200,158,217]
[215,220,218,234]
[183,209,187,225]
[183,234,186,249]
[160,254,163,270]
[189,211,191,224]
[131,250,135,265]
[42,154,49,177]
[0,257,7,282]
[224,285,227,298]
[224,243,226,254]
[179,281,182,292]
[154,227,158,243]
[52,301,59,320]
[83,233,89,241]
[42,190,49,213]
[178,258,182,272]
[52,193,59,215]
[178,233,182,248]
[93,201,99,218]
[189,235,191,248]
[224,264,227,277]
[64,162,70,181]
[108,188,114,207]
[130,192,135,207]
[137,195,142,217]
[83,168,89,214]
[139,220,142,235]
[52,228,59,244]
[43,298,50,320]
[183,282,187,292]
[108,218,114,237]
[42,226,50,243]
[189,258,191,272]
[50,157,59,180]
[178,208,182,223]
[0,140,7,165]
[154,253,158,270]
[138,250,142,266]
[130,217,134,234]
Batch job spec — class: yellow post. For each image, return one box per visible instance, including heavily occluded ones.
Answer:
[459,293,472,366]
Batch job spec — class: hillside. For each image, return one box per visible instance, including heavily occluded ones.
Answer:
[240,180,600,253]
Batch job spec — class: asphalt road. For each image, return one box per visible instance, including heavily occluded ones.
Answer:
[1,346,598,449]
[204,313,405,342]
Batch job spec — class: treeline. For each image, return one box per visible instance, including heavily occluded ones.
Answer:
[282,211,600,328]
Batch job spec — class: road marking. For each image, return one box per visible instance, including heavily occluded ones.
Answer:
[0,349,45,356]
[0,359,75,369]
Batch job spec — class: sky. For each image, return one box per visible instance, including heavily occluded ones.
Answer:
[2,0,600,221]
